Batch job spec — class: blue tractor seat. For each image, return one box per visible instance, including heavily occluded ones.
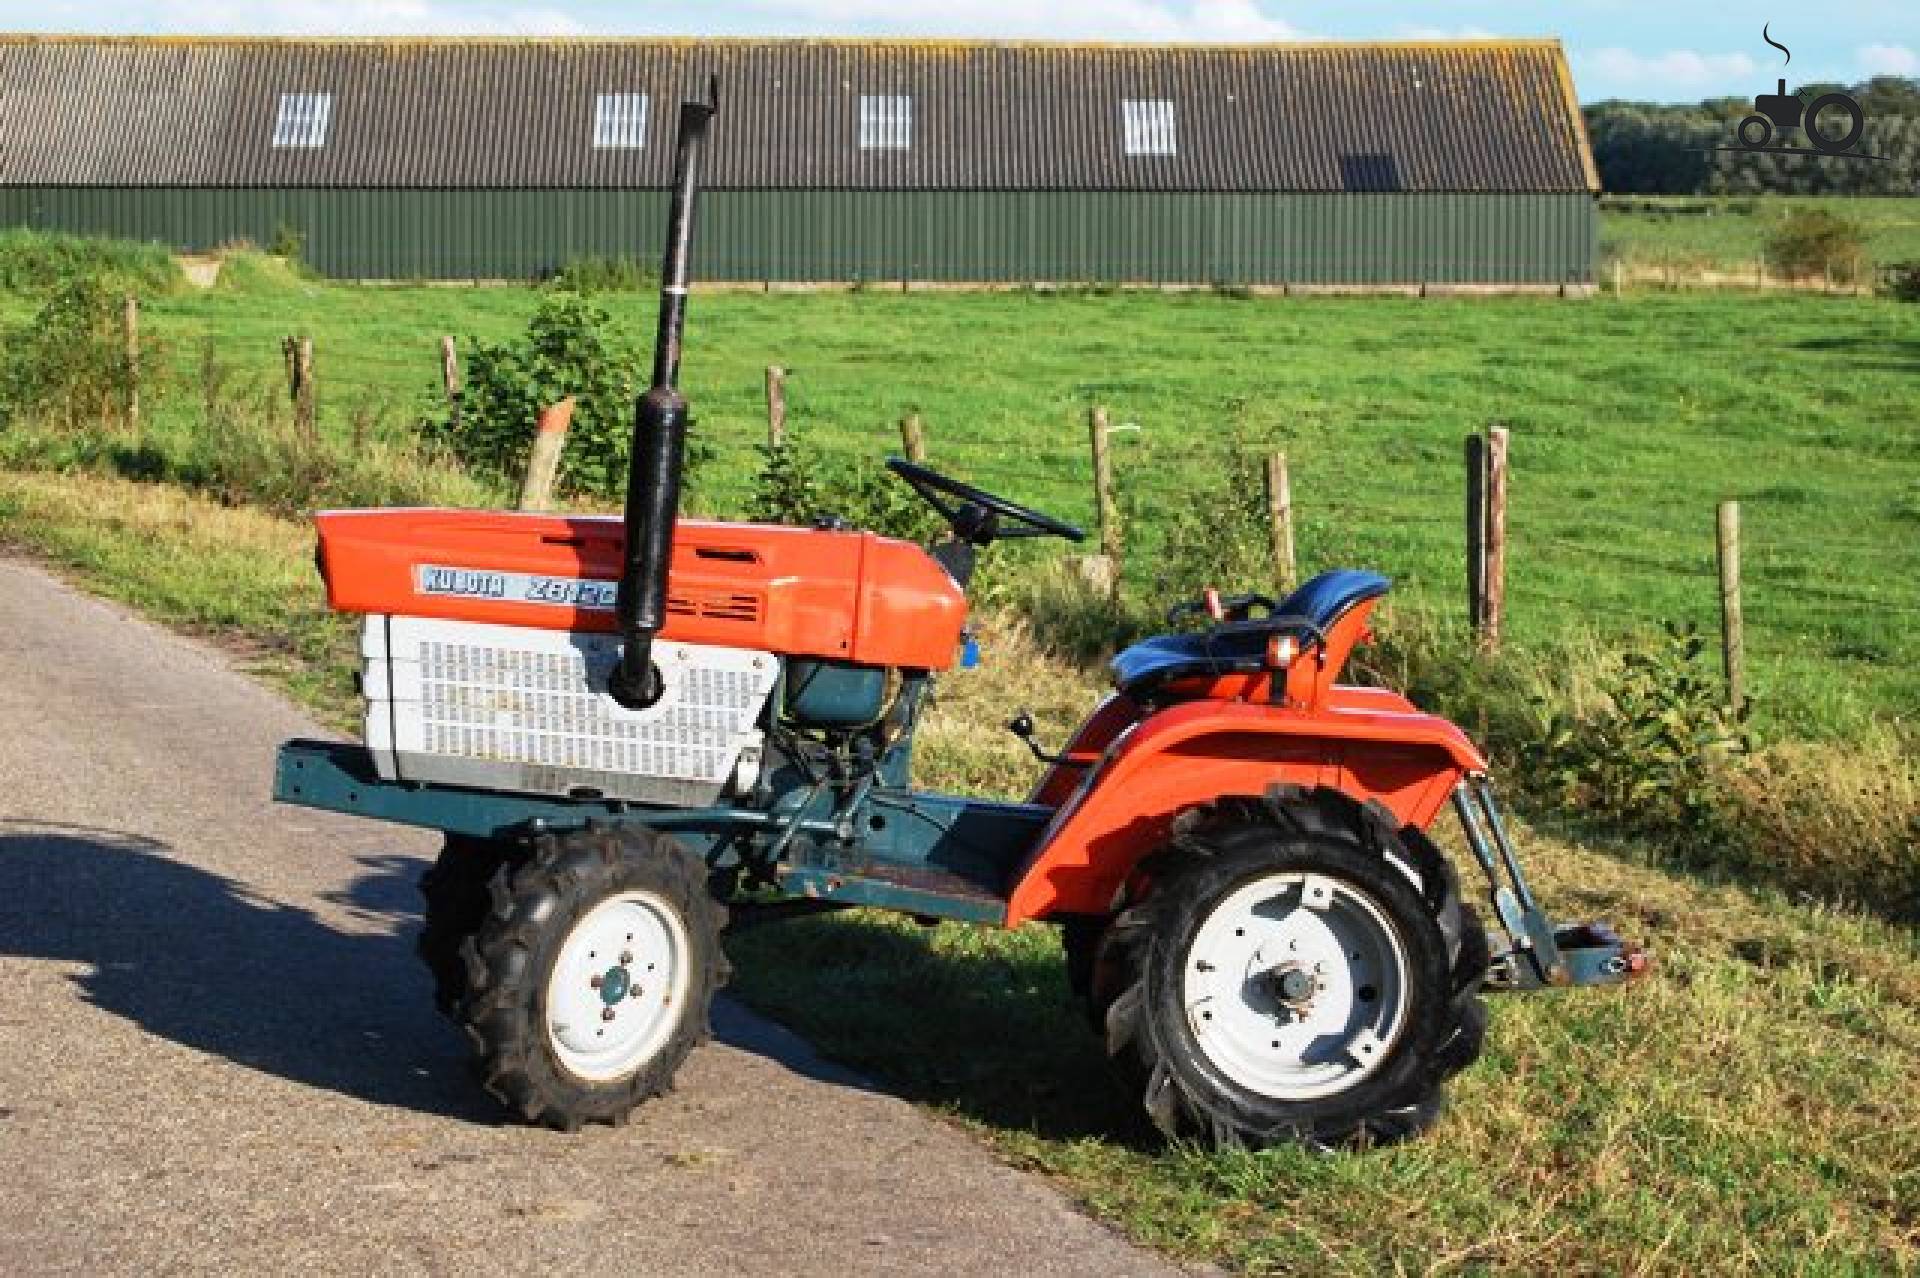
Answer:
[1111,569,1390,698]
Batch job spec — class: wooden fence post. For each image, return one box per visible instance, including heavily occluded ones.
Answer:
[1483,427,1509,653]
[439,336,462,433]
[1265,451,1296,592]
[1465,433,1487,632]
[765,364,788,448]
[122,295,139,431]
[283,336,316,441]
[1088,405,1122,562]
[1717,500,1745,713]
[899,412,927,463]
[1612,258,1625,297]
[518,397,576,512]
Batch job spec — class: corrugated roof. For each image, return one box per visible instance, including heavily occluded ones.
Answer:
[0,36,1597,193]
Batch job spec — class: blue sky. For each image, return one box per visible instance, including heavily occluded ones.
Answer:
[5,2,1917,102]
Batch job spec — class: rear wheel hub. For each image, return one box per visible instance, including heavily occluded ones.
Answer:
[1182,871,1412,1101]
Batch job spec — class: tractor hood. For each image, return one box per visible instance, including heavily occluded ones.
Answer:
[312,507,968,672]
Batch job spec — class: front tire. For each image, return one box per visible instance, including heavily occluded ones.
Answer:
[418,835,518,1015]
[456,824,727,1131]
[1093,788,1487,1149]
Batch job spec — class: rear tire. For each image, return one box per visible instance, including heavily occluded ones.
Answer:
[1089,787,1487,1149]
[456,824,728,1131]
[1804,93,1864,153]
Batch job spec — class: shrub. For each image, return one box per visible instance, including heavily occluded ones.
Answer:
[747,435,826,524]
[268,221,306,262]
[1883,260,1920,302]
[1523,623,1750,845]
[747,427,942,543]
[430,294,706,501]
[0,274,137,431]
[1765,208,1867,280]
[1150,448,1281,604]
[547,255,657,293]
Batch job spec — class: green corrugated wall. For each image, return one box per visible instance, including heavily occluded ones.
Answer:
[0,188,1595,284]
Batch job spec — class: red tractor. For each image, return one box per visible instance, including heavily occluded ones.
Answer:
[275,87,1644,1148]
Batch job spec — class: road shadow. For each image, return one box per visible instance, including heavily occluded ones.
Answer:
[0,821,873,1124]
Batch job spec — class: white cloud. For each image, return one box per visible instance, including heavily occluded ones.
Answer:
[1858,43,1919,76]
[1394,25,1500,41]
[144,1,591,35]
[1583,46,1757,90]
[733,0,1306,42]
[0,0,1306,40]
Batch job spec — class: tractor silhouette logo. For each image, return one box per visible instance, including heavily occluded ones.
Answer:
[1722,26,1879,160]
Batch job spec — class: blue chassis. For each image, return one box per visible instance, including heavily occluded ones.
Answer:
[275,738,1050,926]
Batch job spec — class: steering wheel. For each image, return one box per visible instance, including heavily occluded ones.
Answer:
[885,458,1085,544]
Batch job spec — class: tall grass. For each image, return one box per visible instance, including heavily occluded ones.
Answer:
[0,228,183,296]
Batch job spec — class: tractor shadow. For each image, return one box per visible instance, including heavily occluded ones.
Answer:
[0,822,872,1125]
[723,914,1158,1149]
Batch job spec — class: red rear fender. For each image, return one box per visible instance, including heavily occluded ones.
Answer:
[1004,697,1483,926]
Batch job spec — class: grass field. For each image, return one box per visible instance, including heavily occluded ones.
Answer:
[10,273,1914,740]
[0,466,1914,1275]
[1600,196,1920,272]
[4,253,1918,1270]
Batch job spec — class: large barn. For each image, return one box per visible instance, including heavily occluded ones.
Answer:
[0,36,1600,288]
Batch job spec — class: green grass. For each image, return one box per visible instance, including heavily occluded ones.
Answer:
[1600,196,1920,271]
[0,226,184,295]
[0,467,1912,1274]
[10,276,1913,739]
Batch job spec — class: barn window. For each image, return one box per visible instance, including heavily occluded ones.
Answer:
[1121,98,1177,157]
[593,93,650,150]
[859,95,912,150]
[272,93,333,149]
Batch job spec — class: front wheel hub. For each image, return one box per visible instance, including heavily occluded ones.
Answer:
[545,891,690,1083]
[598,965,632,1005]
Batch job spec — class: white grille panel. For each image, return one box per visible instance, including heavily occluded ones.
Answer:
[364,615,777,805]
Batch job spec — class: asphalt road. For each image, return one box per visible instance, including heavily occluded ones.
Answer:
[0,559,1178,1277]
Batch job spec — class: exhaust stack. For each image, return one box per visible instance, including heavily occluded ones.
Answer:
[610,80,718,709]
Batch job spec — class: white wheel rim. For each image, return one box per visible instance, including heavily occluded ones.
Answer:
[1180,871,1412,1102]
[545,890,691,1083]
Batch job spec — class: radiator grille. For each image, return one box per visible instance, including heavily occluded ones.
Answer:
[365,615,777,804]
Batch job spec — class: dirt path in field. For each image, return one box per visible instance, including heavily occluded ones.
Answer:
[0,559,1180,1277]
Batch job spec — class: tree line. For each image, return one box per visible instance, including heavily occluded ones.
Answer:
[1584,75,1920,195]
